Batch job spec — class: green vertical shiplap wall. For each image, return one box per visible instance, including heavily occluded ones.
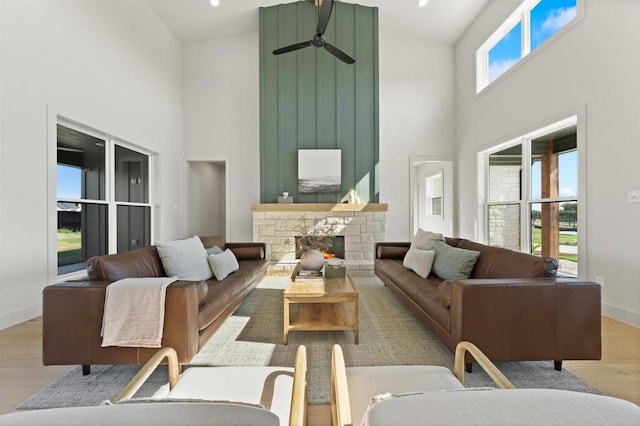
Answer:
[259,1,379,203]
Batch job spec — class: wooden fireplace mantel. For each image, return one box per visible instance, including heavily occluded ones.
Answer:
[252,203,388,212]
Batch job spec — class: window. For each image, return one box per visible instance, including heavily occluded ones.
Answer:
[56,122,153,276]
[477,0,578,91]
[485,117,579,276]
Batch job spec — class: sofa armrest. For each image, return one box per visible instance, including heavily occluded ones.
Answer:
[375,242,410,259]
[43,279,202,366]
[159,280,201,363]
[226,242,266,260]
[448,278,601,363]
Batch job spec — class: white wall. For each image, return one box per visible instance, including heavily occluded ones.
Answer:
[183,34,260,242]
[0,0,183,329]
[455,0,640,326]
[370,30,456,241]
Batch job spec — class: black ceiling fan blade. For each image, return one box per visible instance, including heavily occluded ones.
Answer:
[324,42,355,64]
[273,40,312,55]
[316,0,334,37]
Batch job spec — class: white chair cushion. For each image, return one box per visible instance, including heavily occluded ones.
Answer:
[0,402,279,425]
[363,388,640,425]
[347,365,464,426]
[168,366,295,426]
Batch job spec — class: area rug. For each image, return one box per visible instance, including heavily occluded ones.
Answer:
[18,274,597,409]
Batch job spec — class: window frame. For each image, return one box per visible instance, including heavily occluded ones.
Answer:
[52,116,155,280]
[481,115,583,277]
[476,0,583,93]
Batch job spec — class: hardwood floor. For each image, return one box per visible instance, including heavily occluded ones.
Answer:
[1,316,638,424]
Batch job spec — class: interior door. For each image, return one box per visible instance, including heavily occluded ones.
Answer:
[409,158,453,237]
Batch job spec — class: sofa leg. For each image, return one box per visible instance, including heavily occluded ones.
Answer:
[82,365,90,376]
[465,362,473,373]
[554,360,562,371]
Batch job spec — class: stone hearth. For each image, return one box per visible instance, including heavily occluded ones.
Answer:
[252,203,387,269]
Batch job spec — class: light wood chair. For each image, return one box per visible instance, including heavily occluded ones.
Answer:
[331,341,640,426]
[113,345,307,426]
[331,340,513,426]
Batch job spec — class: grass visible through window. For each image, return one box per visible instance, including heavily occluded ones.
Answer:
[531,221,577,262]
[58,228,82,266]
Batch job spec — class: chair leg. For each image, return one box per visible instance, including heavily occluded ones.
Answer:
[465,362,473,373]
[82,365,91,376]
[554,360,562,371]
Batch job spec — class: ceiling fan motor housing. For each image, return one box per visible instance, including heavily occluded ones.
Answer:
[312,34,325,47]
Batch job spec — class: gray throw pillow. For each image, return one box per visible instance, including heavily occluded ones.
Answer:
[403,248,435,279]
[206,245,223,255]
[156,236,212,281]
[208,249,240,281]
[432,240,480,281]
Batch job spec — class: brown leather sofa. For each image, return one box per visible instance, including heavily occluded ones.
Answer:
[43,236,268,374]
[375,238,601,371]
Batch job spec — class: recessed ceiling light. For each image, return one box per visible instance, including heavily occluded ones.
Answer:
[418,0,428,7]
[210,0,220,6]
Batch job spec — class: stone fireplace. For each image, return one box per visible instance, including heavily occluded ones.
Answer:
[252,203,387,269]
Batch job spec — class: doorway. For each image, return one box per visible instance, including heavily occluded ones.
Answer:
[186,161,227,239]
[409,157,453,237]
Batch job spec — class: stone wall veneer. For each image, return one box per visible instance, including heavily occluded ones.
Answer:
[252,204,387,269]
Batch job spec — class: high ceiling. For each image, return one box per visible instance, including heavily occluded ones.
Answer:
[146,0,490,45]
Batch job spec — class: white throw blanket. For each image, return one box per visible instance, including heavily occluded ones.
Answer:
[101,277,177,348]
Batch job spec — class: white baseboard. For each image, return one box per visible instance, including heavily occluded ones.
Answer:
[0,303,42,331]
[602,302,640,328]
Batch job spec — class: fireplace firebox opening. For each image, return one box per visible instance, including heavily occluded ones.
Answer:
[295,235,345,259]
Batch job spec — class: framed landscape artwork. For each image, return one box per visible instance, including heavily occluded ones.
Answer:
[298,149,341,193]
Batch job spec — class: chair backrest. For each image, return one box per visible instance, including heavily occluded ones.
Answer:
[330,341,514,426]
[112,345,308,426]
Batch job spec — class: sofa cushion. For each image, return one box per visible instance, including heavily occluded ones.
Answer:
[208,249,239,281]
[410,229,443,250]
[457,239,558,278]
[199,235,227,250]
[402,248,435,279]
[156,236,212,281]
[432,241,480,281]
[438,281,452,307]
[229,245,264,261]
[377,245,410,259]
[196,281,208,306]
[87,246,166,281]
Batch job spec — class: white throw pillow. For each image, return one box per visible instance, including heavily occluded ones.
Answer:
[156,236,212,281]
[403,248,435,279]
[410,228,444,250]
[208,249,240,281]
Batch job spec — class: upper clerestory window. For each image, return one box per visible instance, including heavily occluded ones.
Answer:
[476,0,579,93]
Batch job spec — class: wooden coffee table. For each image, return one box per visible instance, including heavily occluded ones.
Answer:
[283,266,359,344]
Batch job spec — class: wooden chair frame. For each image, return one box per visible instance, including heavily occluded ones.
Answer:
[113,345,308,426]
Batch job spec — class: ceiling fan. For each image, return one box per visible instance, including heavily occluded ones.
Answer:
[272,0,355,65]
